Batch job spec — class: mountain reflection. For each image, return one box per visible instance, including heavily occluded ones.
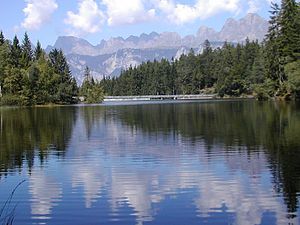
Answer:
[0,101,300,225]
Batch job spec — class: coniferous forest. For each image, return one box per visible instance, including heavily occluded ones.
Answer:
[0,32,79,106]
[101,0,300,100]
[0,0,299,106]
[0,32,105,105]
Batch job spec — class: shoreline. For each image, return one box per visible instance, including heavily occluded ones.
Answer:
[2,95,299,108]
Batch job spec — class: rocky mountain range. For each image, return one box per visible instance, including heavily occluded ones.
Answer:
[46,13,269,84]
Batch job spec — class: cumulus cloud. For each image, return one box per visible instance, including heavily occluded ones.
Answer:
[102,0,156,26]
[63,0,275,34]
[21,0,58,30]
[65,0,106,34]
[154,0,241,24]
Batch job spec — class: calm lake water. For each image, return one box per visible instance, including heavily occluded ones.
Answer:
[0,100,300,225]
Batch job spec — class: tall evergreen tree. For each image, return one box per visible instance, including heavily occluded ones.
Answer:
[84,66,91,81]
[11,35,22,67]
[34,41,43,60]
[80,66,92,97]
[49,49,77,103]
[0,31,4,45]
[203,40,212,55]
[49,49,71,80]
[21,32,33,67]
[278,0,300,62]
[264,3,285,86]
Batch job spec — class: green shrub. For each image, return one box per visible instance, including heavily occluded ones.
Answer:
[0,94,20,106]
[285,60,300,99]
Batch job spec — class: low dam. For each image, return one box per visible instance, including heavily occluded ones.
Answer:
[103,94,217,102]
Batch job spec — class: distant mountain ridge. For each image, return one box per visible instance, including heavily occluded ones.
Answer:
[46,13,269,83]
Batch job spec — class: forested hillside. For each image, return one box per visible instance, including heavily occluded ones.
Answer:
[101,0,300,100]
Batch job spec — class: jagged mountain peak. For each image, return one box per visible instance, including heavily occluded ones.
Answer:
[46,36,98,56]
[223,13,264,25]
[219,13,268,42]
[47,13,269,83]
[139,32,159,42]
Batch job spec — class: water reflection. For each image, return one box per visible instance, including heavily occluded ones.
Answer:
[29,168,62,220]
[0,101,300,225]
[109,101,300,217]
[0,107,77,174]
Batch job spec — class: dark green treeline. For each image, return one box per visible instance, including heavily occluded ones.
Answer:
[101,40,264,97]
[0,32,78,106]
[101,0,300,100]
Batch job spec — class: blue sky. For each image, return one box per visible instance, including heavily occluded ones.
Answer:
[0,0,278,47]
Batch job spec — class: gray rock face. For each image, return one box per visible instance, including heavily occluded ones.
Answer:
[196,26,219,43]
[218,13,268,42]
[46,36,99,56]
[46,13,268,83]
[67,48,180,84]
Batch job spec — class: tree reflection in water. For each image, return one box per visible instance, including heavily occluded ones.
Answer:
[0,100,299,224]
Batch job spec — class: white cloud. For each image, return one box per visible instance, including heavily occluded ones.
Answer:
[63,0,276,34]
[247,0,260,13]
[101,0,156,26]
[22,0,58,30]
[65,0,106,35]
[154,0,241,24]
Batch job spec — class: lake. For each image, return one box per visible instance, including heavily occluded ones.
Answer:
[0,100,300,225]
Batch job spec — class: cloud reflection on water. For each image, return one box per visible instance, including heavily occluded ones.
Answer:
[49,106,297,225]
[15,102,299,225]
[29,169,62,221]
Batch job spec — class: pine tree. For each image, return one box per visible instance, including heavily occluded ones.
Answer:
[34,41,43,60]
[49,49,71,80]
[80,66,104,103]
[80,66,92,97]
[263,0,300,97]
[264,3,285,87]
[11,35,22,67]
[203,40,212,55]
[85,82,104,104]
[84,66,91,81]
[0,31,79,105]
[49,49,77,103]
[0,34,10,97]
[21,32,33,67]
[296,2,300,59]
[278,0,300,62]
[250,49,266,84]
[0,31,4,45]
